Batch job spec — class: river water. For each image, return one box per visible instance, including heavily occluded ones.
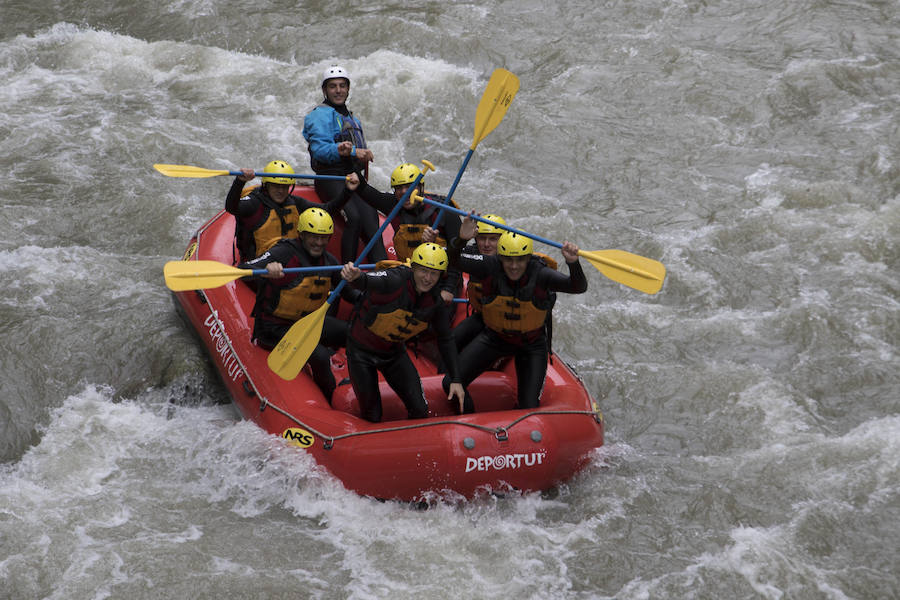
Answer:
[1,1,897,598]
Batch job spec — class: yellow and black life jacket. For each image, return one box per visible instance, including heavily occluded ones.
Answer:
[270,275,331,320]
[350,266,443,347]
[235,187,300,260]
[480,256,557,337]
[468,252,556,315]
[390,195,457,262]
[254,240,335,322]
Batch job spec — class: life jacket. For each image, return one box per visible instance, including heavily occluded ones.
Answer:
[333,112,367,149]
[351,267,441,346]
[466,278,485,312]
[234,187,300,261]
[254,240,335,323]
[480,256,557,339]
[391,196,452,262]
[466,252,556,314]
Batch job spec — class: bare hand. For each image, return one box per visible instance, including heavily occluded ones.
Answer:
[356,148,374,163]
[561,241,580,263]
[440,290,454,304]
[337,141,353,157]
[345,172,360,191]
[459,212,477,241]
[264,262,284,278]
[447,383,466,414]
[422,226,437,243]
[341,262,362,282]
[238,168,255,182]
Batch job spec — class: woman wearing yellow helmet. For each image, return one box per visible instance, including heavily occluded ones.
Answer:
[339,244,466,423]
[225,160,359,262]
[442,216,587,414]
[238,207,362,403]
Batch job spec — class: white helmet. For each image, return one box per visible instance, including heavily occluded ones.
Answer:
[322,65,350,87]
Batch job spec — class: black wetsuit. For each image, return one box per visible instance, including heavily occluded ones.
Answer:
[240,239,359,401]
[443,242,587,412]
[346,266,462,422]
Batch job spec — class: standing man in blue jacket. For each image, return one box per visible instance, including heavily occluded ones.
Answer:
[303,65,387,264]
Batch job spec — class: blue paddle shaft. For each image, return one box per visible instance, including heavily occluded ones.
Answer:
[233,171,347,181]
[432,149,474,229]
[422,198,563,250]
[249,264,376,277]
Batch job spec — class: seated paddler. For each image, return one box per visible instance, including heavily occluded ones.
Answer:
[240,206,361,403]
[443,215,587,413]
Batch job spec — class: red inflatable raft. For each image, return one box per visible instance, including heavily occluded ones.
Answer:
[170,185,604,501]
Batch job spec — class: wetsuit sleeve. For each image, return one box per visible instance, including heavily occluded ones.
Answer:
[537,260,588,294]
[437,212,463,294]
[225,177,254,216]
[447,242,493,279]
[333,270,362,304]
[439,209,462,244]
[433,304,462,382]
[303,107,341,165]
[237,240,292,271]
[349,265,403,293]
[356,178,397,214]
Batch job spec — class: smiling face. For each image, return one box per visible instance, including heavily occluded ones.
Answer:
[323,78,349,105]
[411,264,442,293]
[300,232,331,257]
[266,183,291,204]
[499,254,530,282]
[475,233,502,256]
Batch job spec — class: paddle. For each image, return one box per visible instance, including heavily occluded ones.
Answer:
[431,68,519,228]
[163,260,377,292]
[267,161,436,380]
[420,199,666,295]
[153,163,347,181]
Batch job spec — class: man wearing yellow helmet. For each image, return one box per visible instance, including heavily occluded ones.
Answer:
[355,162,463,303]
[303,65,387,265]
[225,159,360,262]
[340,243,466,422]
[450,214,507,350]
[239,207,361,403]
[443,217,587,414]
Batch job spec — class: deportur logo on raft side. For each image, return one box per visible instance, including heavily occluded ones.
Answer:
[203,313,242,382]
[283,427,315,448]
[465,451,546,473]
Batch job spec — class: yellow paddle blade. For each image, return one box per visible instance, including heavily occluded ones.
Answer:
[164,260,250,291]
[472,68,520,149]
[580,249,667,295]
[154,164,231,178]
[267,303,329,380]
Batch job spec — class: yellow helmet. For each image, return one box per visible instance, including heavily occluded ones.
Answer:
[261,160,295,185]
[476,214,506,235]
[410,243,448,271]
[298,207,334,235]
[390,163,423,188]
[497,231,533,257]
